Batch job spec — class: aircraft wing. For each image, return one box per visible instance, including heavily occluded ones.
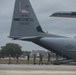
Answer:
[50,12,76,18]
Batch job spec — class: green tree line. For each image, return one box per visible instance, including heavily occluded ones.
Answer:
[0,43,22,57]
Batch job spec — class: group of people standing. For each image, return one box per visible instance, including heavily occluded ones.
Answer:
[0,53,52,65]
[0,54,20,64]
[27,53,52,65]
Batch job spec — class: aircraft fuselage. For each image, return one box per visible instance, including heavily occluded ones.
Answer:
[32,37,76,59]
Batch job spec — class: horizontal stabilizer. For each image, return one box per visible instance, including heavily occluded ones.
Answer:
[19,36,42,40]
[50,12,76,18]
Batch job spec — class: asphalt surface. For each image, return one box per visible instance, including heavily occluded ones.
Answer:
[0,64,76,75]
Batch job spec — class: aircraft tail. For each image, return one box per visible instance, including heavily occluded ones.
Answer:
[10,0,44,39]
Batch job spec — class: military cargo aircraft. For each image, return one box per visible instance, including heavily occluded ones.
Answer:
[9,0,76,64]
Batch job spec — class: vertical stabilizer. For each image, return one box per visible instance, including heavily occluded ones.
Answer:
[10,0,44,39]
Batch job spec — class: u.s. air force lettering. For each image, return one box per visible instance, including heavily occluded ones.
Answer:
[14,18,34,22]
[14,18,34,25]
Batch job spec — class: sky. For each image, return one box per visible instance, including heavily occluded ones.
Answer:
[0,0,76,51]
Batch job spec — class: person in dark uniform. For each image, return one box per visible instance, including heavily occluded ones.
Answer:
[27,54,30,64]
[33,54,36,65]
[0,54,2,63]
[39,53,43,65]
[47,53,51,64]
[16,54,20,64]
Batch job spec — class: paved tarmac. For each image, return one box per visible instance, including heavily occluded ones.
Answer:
[0,64,76,75]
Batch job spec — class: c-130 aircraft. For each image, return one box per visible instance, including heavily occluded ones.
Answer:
[9,0,76,65]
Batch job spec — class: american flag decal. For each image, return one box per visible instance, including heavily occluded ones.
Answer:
[21,9,29,14]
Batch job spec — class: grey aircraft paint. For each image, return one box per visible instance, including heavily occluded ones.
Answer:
[10,0,76,61]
